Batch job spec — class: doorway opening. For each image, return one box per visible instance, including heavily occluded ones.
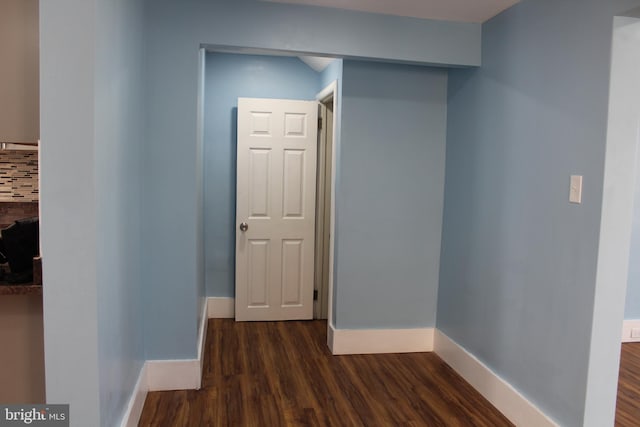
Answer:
[202,49,341,328]
[314,83,336,320]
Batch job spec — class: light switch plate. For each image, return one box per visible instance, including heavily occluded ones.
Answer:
[569,175,583,204]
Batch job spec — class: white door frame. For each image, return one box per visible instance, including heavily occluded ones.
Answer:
[313,96,334,320]
[315,81,338,336]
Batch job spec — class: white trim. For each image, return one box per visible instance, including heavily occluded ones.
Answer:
[197,298,208,387]
[434,330,558,427]
[119,363,148,427]
[622,319,640,342]
[146,302,208,391]
[207,297,235,318]
[316,80,337,103]
[146,359,201,391]
[329,324,434,355]
[316,80,339,342]
[327,322,335,354]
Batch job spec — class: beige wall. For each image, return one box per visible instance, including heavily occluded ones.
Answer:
[0,0,43,404]
[0,0,39,143]
[0,294,45,403]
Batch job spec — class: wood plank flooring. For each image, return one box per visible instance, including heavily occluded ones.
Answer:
[616,343,640,426]
[139,319,512,426]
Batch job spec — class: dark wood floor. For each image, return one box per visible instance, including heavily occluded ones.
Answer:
[139,320,512,426]
[616,343,640,426]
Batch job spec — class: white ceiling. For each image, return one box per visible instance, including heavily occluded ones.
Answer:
[298,56,335,72]
[261,0,519,23]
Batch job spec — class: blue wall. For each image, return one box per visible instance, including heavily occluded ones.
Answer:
[334,60,447,329]
[626,147,640,319]
[142,0,479,360]
[624,9,640,320]
[40,0,146,425]
[40,0,101,423]
[320,59,343,91]
[204,53,322,297]
[437,0,640,425]
[94,0,145,424]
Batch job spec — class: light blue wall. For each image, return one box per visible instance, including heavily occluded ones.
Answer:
[142,0,478,359]
[161,0,479,67]
[94,0,145,425]
[40,0,100,423]
[143,4,199,361]
[320,59,343,91]
[40,0,145,425]
[621,10,640,324]
[437,0,640,426]
[334,60,447,329]
[204,53,321,297]
[585,16,640,426]
[626,146,640,319]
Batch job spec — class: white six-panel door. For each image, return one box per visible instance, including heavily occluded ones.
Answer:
[235,98,318,321]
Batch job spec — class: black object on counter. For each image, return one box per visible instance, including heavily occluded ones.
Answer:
[0,217,39,283]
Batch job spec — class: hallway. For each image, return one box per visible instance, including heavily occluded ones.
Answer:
[139,319,512,426]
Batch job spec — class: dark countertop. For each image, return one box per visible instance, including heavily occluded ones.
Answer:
[0,284,42,296]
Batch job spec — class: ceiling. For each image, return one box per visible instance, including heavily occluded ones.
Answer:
[261,0,519,23]
[298,56,335,72]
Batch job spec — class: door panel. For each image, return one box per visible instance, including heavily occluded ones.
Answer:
[283,150,305,217]
[248,149,271,218]
[281,239,303,306]
[236,98,318,321]
[247,240,269,307]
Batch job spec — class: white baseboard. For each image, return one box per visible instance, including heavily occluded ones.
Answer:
[197,298,208,386]
[141,301,209,394]
[622,319,640,342]
[329,325,434,355]
[120,310,561,427]
[119,363,148,427]
[434,330,557,427]
[146,359,201,391]
[327,321,335,353]
[207,297,235,318]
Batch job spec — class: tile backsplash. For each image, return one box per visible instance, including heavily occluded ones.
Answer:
[0,151,38,202]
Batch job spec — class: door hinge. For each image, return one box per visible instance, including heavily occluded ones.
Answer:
[313,289,319,301]
[318,117,323,130]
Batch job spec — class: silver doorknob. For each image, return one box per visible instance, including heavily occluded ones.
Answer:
[239,222,249,232]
